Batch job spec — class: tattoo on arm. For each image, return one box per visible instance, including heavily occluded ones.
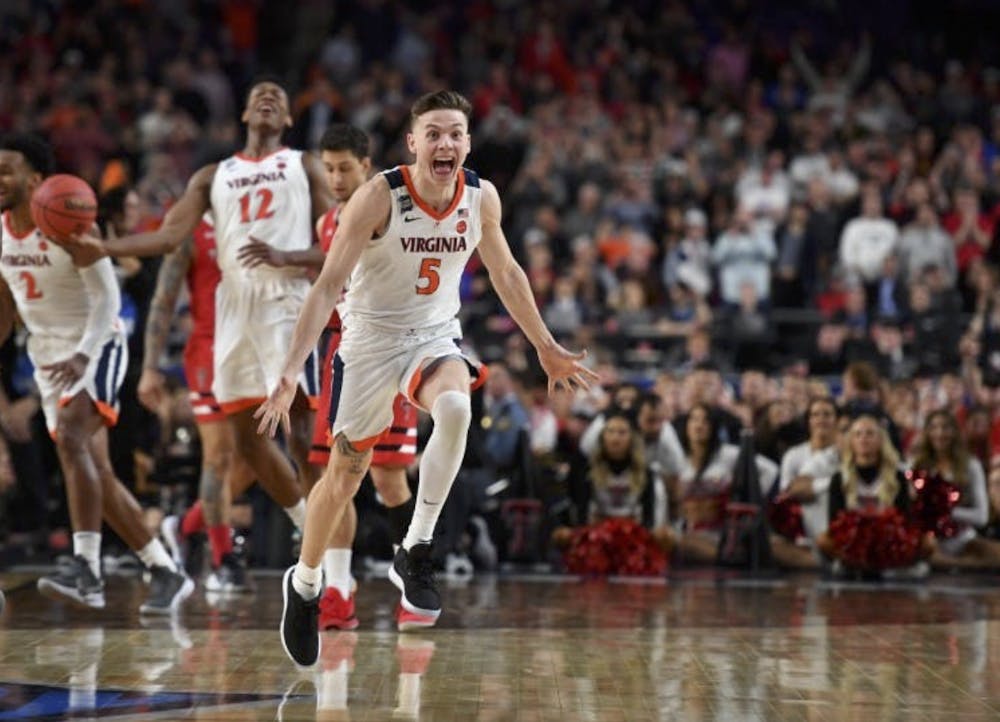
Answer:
[143,237,194,369]
[335,433,369,475]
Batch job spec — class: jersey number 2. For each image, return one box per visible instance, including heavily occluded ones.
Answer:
[20,271,42,300]
[239,189,276,223]
[416,258,441,295]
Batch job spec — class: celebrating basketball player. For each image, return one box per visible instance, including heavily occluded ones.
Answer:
[73,80,333,551]
[0,133,192,613]
[240,124,422,631]
[255,91,597,667]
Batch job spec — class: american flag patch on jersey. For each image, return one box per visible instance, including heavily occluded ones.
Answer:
[457,207,468,218]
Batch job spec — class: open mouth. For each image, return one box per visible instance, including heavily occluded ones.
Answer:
[432,159,455,176]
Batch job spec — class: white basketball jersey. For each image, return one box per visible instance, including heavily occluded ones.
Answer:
[209,148,313,285]
[340,166,483,332]
[0,212,120,344]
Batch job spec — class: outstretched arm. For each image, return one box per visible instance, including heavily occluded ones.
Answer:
[74,165,215,258]
[476,180,598,394]
[255,176,390,437]
[135,236,194,411]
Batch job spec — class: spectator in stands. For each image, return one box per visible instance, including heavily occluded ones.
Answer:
[483,363,531,478]
[896,203,956,285]
[712,209,776,307]
[838,187,898,285]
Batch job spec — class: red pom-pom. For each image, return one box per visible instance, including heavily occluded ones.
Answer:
[564,518,667,576]
[909,469,961,539]
[828,508,921,571]
[767,495,805,541]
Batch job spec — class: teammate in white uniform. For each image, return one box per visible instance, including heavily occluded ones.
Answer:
[74,80,334,542]
[256,91,598,668]
[0,133,191,613]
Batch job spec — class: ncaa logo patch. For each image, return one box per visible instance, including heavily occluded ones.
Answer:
[398,194,414,213]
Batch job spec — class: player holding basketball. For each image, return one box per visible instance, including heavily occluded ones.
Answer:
[74,80,332,550]
[256,91,597,666]
[0,133,192,613]
[242,124,422,630]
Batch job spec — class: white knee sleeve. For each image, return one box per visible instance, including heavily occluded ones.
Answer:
[430,390,471,442]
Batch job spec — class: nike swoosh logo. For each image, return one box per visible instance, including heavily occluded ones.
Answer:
[422,499,439,505]
[404,215,420,222]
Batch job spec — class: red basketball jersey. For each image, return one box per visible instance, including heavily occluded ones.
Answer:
[188,215,221,341]
[318,207,342,331]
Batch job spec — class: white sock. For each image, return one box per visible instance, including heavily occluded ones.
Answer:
[403,391,470,551]
[396,674,422,716]
[73,532,102,579]
[323,548,352,597]
[292,560,322,600]
[69,664,97,712]
[284,499,307,531]
[318,666,349,711]
[136,539,178,572]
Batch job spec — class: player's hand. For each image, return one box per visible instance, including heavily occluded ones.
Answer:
[63,232,108,266]
[237,236,288,268]
[537,344,599,396]
[41,353,89,390]
[0,395,39,443]
[137,367,168,413]
[254,374,297,438]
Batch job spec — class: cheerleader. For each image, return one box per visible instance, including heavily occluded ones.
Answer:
[817,412,932,573]
[669,403,777,564]
[910,410,1000,569]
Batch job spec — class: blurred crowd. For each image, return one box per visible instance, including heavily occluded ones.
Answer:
[4,0,1000,572]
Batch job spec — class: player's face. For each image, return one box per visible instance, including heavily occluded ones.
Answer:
[407,110,470,184]
[242,82,292,132]
[0,150,36,212]
[320,150,370,203]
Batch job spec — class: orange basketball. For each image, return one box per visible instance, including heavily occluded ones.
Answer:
[30,174,98,241]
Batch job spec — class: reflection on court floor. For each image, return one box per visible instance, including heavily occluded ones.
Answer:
[1,570,1000,720]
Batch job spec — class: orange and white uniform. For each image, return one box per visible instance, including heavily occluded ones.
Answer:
[0,212,127,432]
[208,148,319,413]
[330,166,487,449]
[308,206,418,467]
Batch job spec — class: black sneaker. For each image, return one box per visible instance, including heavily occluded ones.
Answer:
[139,566,194,615]
[280,566,322,667]
[38,555,105,609]
[206,552,252,594]
[388,543,441,620]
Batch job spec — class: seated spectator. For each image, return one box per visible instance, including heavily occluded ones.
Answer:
[667,403,778,565]
[910,411,1000,570]
[662,207,713,299]
[942,187,993,279]
[772,202,813,307]
[871,254,908,324]
[674,366,744,443]
[543,275,585,336]
[809,318,848,376]
[724,283,775,370]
